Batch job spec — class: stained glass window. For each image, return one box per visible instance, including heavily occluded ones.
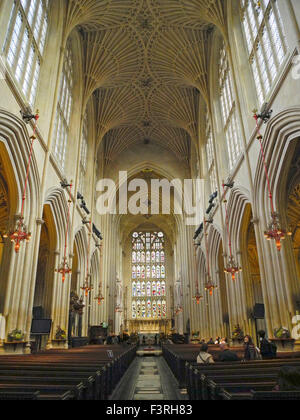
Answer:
[131,231,167,319]
[161,281,166,297]
[219,42,243,171]
[52,43,73,169]
[132,281,137,297]
[240,0,287,106]
[3,0,49,106]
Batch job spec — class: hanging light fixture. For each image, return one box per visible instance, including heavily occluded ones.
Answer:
[81,220,94,297]
[203,219,217,296]
[6,111,39,253]
[115,304,123,313]
[193,244,203,304]
[175,305,183,316]
[56,181,73,282]
[81,275,93,298]
[94,243,104,305]
[253,111,292,251]
[204,276,218,296]
[222,183,243,281]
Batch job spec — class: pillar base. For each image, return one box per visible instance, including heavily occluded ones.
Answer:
[49,339,68,350]
[1,341,26,355]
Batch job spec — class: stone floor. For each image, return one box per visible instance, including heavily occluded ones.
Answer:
[110,354,188,401]
[134,359,164,400]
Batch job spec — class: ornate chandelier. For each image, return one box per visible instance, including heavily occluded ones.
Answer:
[193,292,203,305]
[264,212,292,251]
[222,183,243,281]
[175,305,183,316]
[253,110,291,251]
[56,256,72,283]
[56,181,73,282]
[4,217,32,254]
[81,220,94,297]
[224,255,242,281]
[203,220,217,296]
[95,243,104,305]
[95,294,105,305]
[81,275,93,298]
[193,244,203,304]
[115,304,122,313]
[204,277,218,296]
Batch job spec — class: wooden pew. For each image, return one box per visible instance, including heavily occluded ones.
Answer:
[251,390,300,400]
[0,391,40,400]
[0,344,137,400]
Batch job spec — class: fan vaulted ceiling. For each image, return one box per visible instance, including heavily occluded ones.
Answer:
[66,0,225,164]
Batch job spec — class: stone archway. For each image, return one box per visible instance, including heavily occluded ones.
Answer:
[243,205,266,341]
[33,205,57,316]
[285,141,300,311]
[218,242,230,339]
[0,164,10,269]
[32,205,57,350]
[287,184,300,281]
[0,142,18,314]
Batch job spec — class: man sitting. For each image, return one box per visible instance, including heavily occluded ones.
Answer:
[218,343,240,362]
[197,343,215,364]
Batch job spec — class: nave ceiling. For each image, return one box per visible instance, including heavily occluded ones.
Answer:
[65,0,226,165]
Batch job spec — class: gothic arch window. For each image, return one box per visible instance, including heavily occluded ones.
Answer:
[219,42,242,171]
[131,231,167,320]
[52,43,73,170]
[240,0,287,106]
[3,0,49,105]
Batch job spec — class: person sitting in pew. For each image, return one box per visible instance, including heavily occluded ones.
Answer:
[273,366,300,391]
[197,344,215,365]
[207,338,215,345]
[218,343,240,362]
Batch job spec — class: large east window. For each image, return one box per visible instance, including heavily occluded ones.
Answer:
[3,0,49,105]
[240,0,287,106]
[131,232,167,320]
[52,45,73,170]
[219,43,242,171]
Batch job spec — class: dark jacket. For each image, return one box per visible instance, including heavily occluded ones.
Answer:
[260,338,275,359]
[244,343,257,361]
[218,349,239,362]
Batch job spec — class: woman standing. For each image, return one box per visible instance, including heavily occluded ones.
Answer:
[243,335,260,361]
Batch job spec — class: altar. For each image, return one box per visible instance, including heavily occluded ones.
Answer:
[126,319,171,335]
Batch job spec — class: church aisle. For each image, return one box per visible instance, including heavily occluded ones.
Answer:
[111,355,187,401]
